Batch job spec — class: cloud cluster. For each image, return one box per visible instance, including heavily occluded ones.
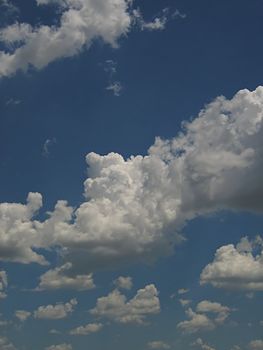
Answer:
[90,284,160,324]
[34,298,77,319]
[200,236,263,291]
[249,340,263,350]
[0,86,263,276]
[15,310,31,322]
[177,300,231,334]
[113,276,133,290]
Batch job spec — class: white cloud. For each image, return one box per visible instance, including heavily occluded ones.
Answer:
[177,300,231,334]
[1,87,263,274]
[113,276,133,290]
[0,336,16,350]
[196,300,231,324]
[200,236,263,291]
[34,298,77,319]
[177,308,215,334]
[0,270,7,299]
[191,338,216,350]
[90,284,160,324]
[46,344,72,350]
[147,341,171,349]
[42,138,56,157]
[249,340,263,350]
[179,299,192,307]
[15,310,31,322]
[69,322,102,335]
[37,262,95,291]
[178,288,189,295]
[106,81,123,96]
[0,0,132,77]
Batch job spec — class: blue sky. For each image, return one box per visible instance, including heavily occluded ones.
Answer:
[0,1,263,350]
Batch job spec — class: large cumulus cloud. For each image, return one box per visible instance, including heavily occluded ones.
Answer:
[1,86,263,277]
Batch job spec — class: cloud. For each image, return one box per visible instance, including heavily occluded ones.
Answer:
[46,344,72,350]
[34,298,77,319]
[0,192,47,265]
[113,276,133,290]
[106,81,123,96]
[178,288,189,295]
[15,310,31,322]
[42,138,56,157]
[69,322,103,335]
[132,7,172,31]
[1,86,263,274]
[0,0,133,77]
[147,341,171,349]
[179,299,192,307]
[0,270,8,299]
[90,284,160,324]
[177,308,215,334]
[191,338,216,350]
[5,98,21,106]
[0,336,16,350]
[36,262,95,291]
[200,236,263,291]
[177,300,231,334]
[248,340,263,350]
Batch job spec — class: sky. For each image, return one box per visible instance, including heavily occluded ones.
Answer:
[0,0,263,350]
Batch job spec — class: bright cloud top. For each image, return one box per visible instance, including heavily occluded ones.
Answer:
[200,236,263,291]
[0,86,263,277]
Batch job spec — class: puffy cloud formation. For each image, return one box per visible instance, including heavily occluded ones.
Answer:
[177,300,231,334]
[37,263,95,291]
[34,298,77,319]
[179,299,192,307]
[200,236,263,291]
[0,336,16,350]
[147,341,171,349]
[15,310,31,322]
[1,86,263,273]
[192,338,216,350]
[0,192,46,265]
[249,340,263,350]
[90,284,160,324]
[0,270,7,299]
[0,0,177,77]
[69,322,103,335]
[46,344,72,350]
[113,276,133,290]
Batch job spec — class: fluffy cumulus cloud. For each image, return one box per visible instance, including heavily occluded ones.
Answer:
[0,270,7,299]
[90,284,160,324]
[147,341,171,349]
[0,0,178,77]
[69,322,103,335]
[113,276,133,290]
[34,298,77,319]
[200,236,263,291]
[37,263,95,291]
[1,86,263,274]
[177,300,231,334]
[46,344,72,350]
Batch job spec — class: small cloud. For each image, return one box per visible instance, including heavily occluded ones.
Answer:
[179,299,192,307]
[42,138,56,158]
[172,9,187,19]
[49,329,61,335]
[113,276,133,290]
[106,81,123,97]
[147,341,171,349]
[178,288,189,295]
[6,98,21,106]
[15,310,31,322]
